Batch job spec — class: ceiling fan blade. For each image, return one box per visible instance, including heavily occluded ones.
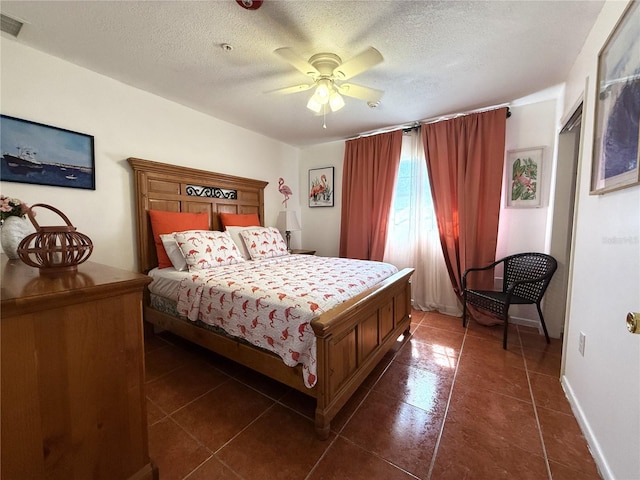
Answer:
[337,83,384,103]
[274,48,320,77]
[333,47,383,80]
[265,83,314,95]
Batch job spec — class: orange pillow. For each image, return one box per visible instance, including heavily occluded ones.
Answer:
[148,210,209,268]
[219,212,261,228]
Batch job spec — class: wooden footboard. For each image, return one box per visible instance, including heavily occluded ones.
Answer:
[143,267,413,438]
[312,267,413,438]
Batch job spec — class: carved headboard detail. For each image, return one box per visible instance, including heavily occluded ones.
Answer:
[128,157,268,273]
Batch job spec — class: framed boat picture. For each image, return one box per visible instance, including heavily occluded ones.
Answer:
[0,115,95,190]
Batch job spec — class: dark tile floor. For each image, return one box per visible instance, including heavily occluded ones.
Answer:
[144,310,601,480]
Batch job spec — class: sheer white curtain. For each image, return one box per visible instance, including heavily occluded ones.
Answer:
[383,129,462,316]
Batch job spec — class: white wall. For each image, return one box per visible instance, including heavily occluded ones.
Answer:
[0,39,300,272]
[498,99,557,257]
[299,140,344,257]
[561,1,640,479]
[497,98,560,334]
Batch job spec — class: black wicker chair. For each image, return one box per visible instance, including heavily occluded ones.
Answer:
[462,252,557,349]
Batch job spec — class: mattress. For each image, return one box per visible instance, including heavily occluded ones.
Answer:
[148,266,186,300]
[148,254,398,387]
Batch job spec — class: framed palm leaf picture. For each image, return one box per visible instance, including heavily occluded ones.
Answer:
[505,147,543,208]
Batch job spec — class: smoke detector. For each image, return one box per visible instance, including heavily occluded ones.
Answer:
[236,0,263,10]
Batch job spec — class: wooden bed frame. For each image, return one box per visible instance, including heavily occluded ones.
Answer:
[128,157,414,438]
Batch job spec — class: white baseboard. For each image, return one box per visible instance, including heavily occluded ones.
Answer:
[510,315,543,332]
[561,375,611,479]
[510,315,566,340]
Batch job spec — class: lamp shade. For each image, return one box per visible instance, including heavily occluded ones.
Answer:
[276,210,301,232]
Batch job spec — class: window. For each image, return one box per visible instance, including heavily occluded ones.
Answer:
[384,129,461,315]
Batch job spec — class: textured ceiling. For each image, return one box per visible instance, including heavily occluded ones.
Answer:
[1,1,604,147]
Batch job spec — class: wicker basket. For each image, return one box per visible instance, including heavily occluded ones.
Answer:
[17,203,93,275]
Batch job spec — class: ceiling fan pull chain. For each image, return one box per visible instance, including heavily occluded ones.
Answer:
[323,104,327,129]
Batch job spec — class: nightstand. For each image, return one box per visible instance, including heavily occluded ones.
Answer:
[290,249,316,255]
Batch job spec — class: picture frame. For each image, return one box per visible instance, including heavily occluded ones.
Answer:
[309,166,334,207]
[0,115,95,190]
[590,0,640,195]
[505,147,544,208]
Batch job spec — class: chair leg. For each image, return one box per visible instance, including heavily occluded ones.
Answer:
[462,299,467,328]
[536,304,551,344]
[503,311,509,350]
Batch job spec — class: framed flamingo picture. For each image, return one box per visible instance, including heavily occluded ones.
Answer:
[308,166,334,207]
[505,147,544,208]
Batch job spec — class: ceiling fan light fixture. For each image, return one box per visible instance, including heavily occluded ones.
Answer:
[315,79,331,101]
[310,90,329,107]
[306,96,323,113]
[329,91,345,112]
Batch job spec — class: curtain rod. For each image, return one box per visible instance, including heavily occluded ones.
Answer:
[348,103,511,140]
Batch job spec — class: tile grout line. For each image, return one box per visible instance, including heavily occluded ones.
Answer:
[150,373,233,419]
[425,316,467,480]
[178,390,289,479]
[518,326,553,480]
[152,415,216,476]
[320,435,422,480]
[304,330,410,480]
[303,431,341,480]
[212,401,279,456]
[303,381,376,479]
[181,453,216,480]
[148,352,277,479]
[145,396,171,427]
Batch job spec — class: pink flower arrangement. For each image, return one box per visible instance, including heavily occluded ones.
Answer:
[0,195,30,222]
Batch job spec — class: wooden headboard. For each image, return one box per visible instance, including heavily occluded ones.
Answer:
[128,158,268,273]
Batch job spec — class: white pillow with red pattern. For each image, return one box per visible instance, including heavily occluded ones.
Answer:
[174,230,245,270]
[239,227,289,260]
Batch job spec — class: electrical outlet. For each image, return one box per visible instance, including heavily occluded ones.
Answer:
[578,332,586,356]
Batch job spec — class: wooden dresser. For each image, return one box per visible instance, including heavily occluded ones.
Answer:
[0,255,156,480]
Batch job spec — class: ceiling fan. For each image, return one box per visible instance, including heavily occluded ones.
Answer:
[270,47,384,114]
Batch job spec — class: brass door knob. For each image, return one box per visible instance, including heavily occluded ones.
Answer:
[627,312,640,334]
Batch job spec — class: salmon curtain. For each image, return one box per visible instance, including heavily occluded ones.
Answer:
[339,130,403,261]
[421,107,507,325]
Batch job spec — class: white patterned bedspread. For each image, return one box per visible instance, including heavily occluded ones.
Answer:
[176,255,398,388]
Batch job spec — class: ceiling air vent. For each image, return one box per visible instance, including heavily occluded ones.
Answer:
[1,14,24,37]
